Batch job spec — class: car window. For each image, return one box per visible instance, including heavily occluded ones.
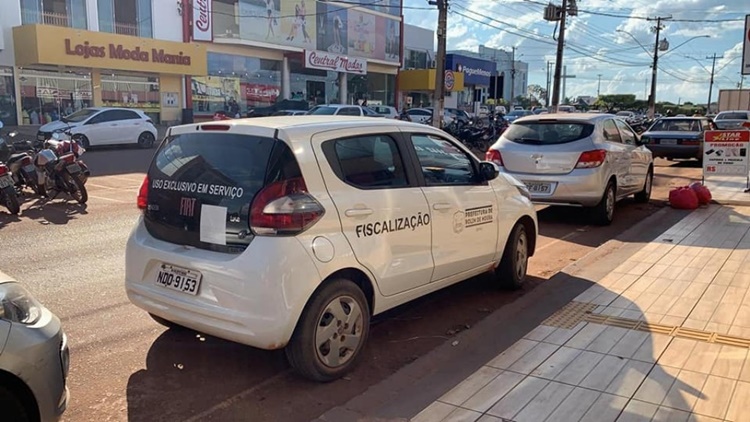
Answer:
[615,120,637,145]
[87,110,118,124]
[338,107,361,116]
[111,110,141,121]
[602,119,622,143]
[308,106,338,115]
[717,112,749,120]
[649,119,702,132]
[327,135,408,189]
[408,109,429,116]
[504,121,594,145]
[62,108,98,123]
[410,134,478,186]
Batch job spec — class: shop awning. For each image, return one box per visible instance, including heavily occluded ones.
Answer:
[398,69,464,92]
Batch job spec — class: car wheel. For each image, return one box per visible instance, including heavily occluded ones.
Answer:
[592,181,616,226]
[137,132,155,149]
[634,168,653,203]
[73,134,90,148]
[0,385,30,422]
[496,223,529,289]
[285,279,370,382]
[149,313,186,330]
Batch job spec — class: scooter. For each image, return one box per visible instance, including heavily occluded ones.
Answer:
[0,122,21,214]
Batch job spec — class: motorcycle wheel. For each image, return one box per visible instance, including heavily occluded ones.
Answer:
[66,174,88,204]
[3,187,20,215]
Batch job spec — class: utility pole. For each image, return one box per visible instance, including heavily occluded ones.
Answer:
[510,46,516,105]
[646,16,671,119]
[561,66,576,103]
[430,0,448,128]
[550,0,568,112]
[706,52,722,114]
[739,76,745,110]
[597,74,602,97]
[545,61,552,107]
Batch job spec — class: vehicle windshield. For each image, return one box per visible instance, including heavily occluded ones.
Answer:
[504,121,594,145]
[507,111,527,117]
[717,112,749,120]
[649,119,702,132]
[372,106,391,114]
[62,108,99,123]
[307,106,338,115]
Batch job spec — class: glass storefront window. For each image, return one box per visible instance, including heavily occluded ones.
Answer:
[97,0,152,37]
[21,0,87,29]
[101,73,160,122]
[347,72,395,106]
[19,69,92,125]
[192,52,281,117]
[288,56,337,106]
[0,68,17,126]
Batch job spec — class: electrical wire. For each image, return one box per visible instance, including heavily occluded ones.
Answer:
[522,0,745,22]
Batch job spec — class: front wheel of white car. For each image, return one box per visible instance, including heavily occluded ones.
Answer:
[496,223,529,289]
[286,279,370,382]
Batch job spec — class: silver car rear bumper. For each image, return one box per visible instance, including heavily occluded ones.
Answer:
[501,167,608,207]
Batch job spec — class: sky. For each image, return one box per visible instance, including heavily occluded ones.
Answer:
[401,0,749,105]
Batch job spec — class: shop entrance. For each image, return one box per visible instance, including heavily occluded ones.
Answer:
[307,81,326,105]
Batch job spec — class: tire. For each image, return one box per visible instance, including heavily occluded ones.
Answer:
[0,385,30,422]
[149,313,186,330]
[66,174,88,204]
[73,134,90,149]
[137,132,155,149]
[592,181,616,226]
[634,168,653,203]
[285,279,370,382]
[3,187,20,215]
[495,223,529,289]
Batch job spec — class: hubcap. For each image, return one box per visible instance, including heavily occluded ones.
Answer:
[315,296,364,368]
[515,231,528,279]
[606,187,615,220]
[140,134,152,146]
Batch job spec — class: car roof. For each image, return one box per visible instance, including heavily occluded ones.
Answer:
[658,116,705,120]
[316,104,365,108]
[514,112,613,122]
[80,106,145,113]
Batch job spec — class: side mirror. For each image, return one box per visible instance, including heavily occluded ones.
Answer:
[479,161,499,181]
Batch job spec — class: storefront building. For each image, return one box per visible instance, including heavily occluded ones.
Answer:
[399,23,435,108]
[191,0,403,120]
[444,54,494,113]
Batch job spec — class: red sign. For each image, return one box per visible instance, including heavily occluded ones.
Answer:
[705,130,750,143]
[304,50,367,75]
[241,83,280,103]
[192,0,212,41]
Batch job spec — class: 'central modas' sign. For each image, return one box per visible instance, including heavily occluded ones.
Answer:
[304,50,367,75]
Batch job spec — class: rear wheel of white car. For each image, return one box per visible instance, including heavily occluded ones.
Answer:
[634,168,653,203]
[137,132,155,149]
[286,279,370,382]
[592,181,616,226]
[496,223,529,289]
[0,385,30,422]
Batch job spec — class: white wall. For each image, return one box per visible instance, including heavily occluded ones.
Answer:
[0,1,22,67]
[152,0,183,42]
[404,24,433,53]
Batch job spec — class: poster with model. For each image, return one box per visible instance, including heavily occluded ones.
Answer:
[316,2,348,54]
[238,0,282,43]
[374,16,400,62]
[348,10,376,57]
[280,0,316,48]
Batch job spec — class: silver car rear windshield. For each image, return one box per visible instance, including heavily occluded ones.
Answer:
[504,121,594,145]
[716,112,749,120]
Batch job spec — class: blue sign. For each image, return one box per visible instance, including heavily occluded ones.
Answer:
[446,54,494,86]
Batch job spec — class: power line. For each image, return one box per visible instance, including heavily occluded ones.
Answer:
[522,0,744,22]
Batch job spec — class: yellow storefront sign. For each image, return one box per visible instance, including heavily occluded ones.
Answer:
[398,69,465,92]
[13,24,208,76]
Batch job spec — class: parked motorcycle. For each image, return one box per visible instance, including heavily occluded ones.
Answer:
[0,132,43,196]
[0,122,20,214]
[33,144,88,204]
[45,132,90,184]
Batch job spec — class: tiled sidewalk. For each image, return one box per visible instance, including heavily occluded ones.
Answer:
[704,176,750,205]
[412,205,750,422]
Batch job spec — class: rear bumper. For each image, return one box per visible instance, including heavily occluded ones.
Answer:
[647,144,701,159]
[501,167,607,207]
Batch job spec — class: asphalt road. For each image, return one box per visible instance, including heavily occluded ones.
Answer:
[0,146,702,422]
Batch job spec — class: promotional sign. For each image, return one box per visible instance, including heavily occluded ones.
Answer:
[446,54,495,86]
[445,70,455,90]
[192,0,213,41]
[703,130,750,176]
[304,50,367,74]
[743,14,750,75]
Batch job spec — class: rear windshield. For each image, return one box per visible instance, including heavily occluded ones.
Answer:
[503,121,594,145]
[717,112,749,120]
[649,119,702,132]
[143,132,299,253]
[308,106,338,115]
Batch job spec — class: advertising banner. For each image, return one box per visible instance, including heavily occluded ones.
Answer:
[304,50,367,74]
[703,130,750,176]
[743,14,750,75]
[192,0,213,41]
[241,82,280,103]
[375,15,400,62]
[316,2,348,54]
[280,0,316,48]
[446,54,494,86]
[192,77,242,113]
[348,10,376,58]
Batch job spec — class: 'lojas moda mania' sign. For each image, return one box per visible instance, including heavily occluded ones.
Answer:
[64,39,192,66]
[304,50,367,75]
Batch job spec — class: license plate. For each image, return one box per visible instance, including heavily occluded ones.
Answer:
[0,175,12,189]
[660,139,678,145]
[66,163,81,174]
[23,164,35,173]
[524,181,552,194]
[37,134,45,141]
[155,264,202,295]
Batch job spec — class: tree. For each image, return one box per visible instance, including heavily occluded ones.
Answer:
[594,94,637,111]
[527,84,547,104]
[514,96,532,109]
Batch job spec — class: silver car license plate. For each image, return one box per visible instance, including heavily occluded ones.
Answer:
[660,139,678,145]
[524,182,552,194]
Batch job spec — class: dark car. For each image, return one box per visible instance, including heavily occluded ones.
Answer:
[640,117,711,161]
[247,99,310,117]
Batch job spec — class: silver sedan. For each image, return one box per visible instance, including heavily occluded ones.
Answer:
[486,113,653,225]
[0,272,69,421]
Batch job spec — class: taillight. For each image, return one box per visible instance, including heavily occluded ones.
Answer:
[137,176,149,210]
[0,165,8,176]
[21,156,32,166]
[485,149,504,166]
[249,177,325,235]
[575,149,607,169]
[200,124,230,131]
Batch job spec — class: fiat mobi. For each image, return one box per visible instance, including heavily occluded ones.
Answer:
[125,116,538,381]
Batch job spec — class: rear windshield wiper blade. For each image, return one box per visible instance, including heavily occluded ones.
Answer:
[513,137,544,144]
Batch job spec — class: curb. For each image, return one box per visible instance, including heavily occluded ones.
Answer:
[314,205,692,422]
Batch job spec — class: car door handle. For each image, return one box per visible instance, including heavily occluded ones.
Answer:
[345,208,373,217]
[432,203,452,210]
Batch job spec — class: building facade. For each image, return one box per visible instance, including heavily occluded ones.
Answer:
[0,0,403,126]
[451,45,529,105]
[400,23,434,108]
[444,53,494,111]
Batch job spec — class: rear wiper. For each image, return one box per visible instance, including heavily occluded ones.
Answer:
[513,137,544,144]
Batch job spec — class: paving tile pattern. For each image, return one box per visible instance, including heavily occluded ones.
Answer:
[410,206,750,422]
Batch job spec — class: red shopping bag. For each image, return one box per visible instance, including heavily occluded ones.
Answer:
[669,186,699,210]
[689,182,712,205]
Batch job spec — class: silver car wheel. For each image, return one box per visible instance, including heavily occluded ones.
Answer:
[606,186,615,221]
[315,296,364,368]
[515,230,528,279]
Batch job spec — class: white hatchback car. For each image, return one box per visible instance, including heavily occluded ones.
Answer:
[38,107,158,148]
[125,116,537,381]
